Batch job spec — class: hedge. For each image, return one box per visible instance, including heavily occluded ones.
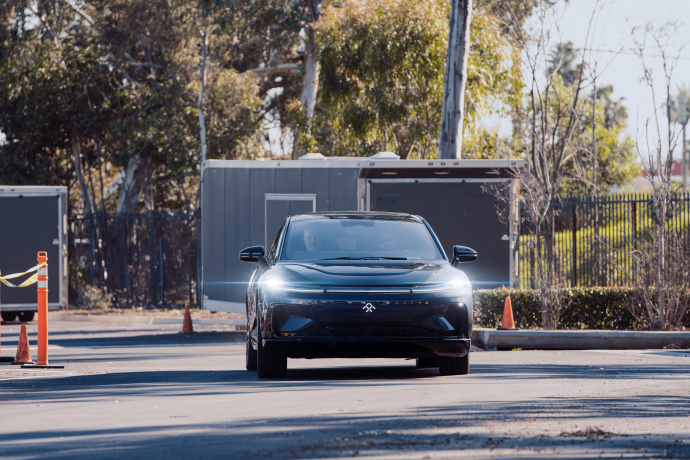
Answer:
[472,287,689,330]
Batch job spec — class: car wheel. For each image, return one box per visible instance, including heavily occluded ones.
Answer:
[439,354,470,376]
[17,311,35,322]
[415,358,439,368]
[1,312,17,322]
[245,332,257,371]
[256,320,287,378]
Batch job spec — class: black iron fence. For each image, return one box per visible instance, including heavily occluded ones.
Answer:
[519,193,690,288]
[71,213,200,307]
[68,194,690,307]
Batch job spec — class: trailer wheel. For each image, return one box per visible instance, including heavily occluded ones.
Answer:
[1,312,17,322]
[17,311,35,322]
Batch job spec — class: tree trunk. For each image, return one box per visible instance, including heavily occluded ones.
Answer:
[438,0,472,160]
[115,155,153,216]
[198,27,208,165]
[293,0,322,160]
[71,132,96,217]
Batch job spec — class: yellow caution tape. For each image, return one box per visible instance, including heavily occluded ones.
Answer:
[0,263,45,288]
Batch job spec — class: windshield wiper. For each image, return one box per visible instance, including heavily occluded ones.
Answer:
[324,256,409,260]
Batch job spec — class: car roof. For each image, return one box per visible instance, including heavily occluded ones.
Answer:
[288,211,422,222]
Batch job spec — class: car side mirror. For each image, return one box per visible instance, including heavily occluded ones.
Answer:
[452,245,477,266]
[239,246,265,263]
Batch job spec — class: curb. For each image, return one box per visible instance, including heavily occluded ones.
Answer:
[49,313,245,327]
[472,328,690,350]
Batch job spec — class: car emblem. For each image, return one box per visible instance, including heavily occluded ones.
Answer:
[363,303,376,313]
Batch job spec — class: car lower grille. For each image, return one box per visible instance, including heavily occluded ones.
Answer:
[298,324,452,338]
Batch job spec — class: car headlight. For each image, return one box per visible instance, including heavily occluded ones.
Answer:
[261,275,324,293]
[412,273,470,293]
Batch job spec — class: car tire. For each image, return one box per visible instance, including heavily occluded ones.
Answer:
[415,358,439,368]
[1,312,17,322]
[439,354,470,376]
[246,332,257,371]
[17,311,35,322]
[256,320,287,378]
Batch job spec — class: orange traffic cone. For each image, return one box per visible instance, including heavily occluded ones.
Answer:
[181,304,194,334]
[497,296,519,330]
[12,323,34,365]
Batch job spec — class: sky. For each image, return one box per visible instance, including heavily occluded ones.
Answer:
[553,0,690,158]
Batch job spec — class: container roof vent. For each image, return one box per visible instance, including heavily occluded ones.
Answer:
[299,153,326,160]
[370,151,400,160]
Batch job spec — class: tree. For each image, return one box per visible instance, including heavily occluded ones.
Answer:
[314,0,523,159]
[631,21,688,330]
[498,0,637,328]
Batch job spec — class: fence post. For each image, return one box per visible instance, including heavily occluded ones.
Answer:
[572,204,577,287]
[159,217,164,306]
[632,200,637,285]
[124,217,130,306]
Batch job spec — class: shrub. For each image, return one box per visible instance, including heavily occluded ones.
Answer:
[75,285,113,310]
[473,287,654,330]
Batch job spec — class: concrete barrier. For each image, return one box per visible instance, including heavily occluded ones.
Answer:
[472,328,690,350]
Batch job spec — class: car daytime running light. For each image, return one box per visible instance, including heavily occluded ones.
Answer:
[262,277,324,293]
[411,279,467,293]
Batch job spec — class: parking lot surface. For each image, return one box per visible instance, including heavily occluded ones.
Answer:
[1,314,689,459]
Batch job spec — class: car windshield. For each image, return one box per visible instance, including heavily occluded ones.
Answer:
[280,216,444,261]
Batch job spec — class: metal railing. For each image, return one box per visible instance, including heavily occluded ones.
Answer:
[71,213,200,307]
[519,193,690,288]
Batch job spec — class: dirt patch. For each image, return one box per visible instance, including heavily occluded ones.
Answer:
[560,427,616,440]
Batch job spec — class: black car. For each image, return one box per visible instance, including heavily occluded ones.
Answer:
[239,212,477,378]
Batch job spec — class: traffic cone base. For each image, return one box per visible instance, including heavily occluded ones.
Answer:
[497,296,519,330]
[181,304,194,334]
[0,356,14,362]
[12,323,34,365]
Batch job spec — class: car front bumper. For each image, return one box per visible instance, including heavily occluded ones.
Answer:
[262,337,471,359]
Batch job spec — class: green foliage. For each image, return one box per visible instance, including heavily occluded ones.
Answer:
[315,0,522,159]
[473,287,669,330]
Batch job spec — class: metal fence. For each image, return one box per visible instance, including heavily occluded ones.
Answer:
[518,193,690,288]
[71,213,200,307]
[68,194,690,307]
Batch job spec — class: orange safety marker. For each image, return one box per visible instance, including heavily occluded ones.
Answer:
[21,252,63,369]
[497,296,519,330]
[181,304,194,334]
[12,323,34,365]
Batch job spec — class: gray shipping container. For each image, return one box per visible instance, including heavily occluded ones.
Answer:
[0,186,69,313]
[201,157,524,313]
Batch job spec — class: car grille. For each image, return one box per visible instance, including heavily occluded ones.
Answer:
[271,303,465,338]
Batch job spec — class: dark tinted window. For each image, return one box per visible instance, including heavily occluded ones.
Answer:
[281,216,443,261]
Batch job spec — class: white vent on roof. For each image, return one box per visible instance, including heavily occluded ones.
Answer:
[370,151,399,160]
[299,153,326,160]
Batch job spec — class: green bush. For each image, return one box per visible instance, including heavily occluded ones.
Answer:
[473,287,649,330]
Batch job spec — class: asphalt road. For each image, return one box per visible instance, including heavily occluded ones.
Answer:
[1,314,689,459]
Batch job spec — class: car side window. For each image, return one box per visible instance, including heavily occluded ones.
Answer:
[266,221,285,263]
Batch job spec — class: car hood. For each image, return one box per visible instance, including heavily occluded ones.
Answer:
[272,261,452,288]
